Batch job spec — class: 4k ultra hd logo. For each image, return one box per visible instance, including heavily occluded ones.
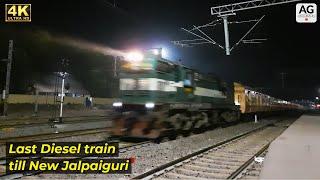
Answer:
[5,4,31,22]
[296,3,317,23]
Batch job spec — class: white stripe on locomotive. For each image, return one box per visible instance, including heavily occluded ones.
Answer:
[120,78,226,98]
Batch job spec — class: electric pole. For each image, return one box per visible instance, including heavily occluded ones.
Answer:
[280,72,286,88]
[2,40,13,116]
[114,56,117,77]
[221,15,231,55]
[173,0,301,55]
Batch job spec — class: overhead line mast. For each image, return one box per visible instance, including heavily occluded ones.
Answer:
[210,0,302,15]
[211,0,302,55]
[173,0,302,55]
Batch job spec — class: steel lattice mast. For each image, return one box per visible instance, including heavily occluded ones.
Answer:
[211,0,302,55]
[211,0,302,16]
[173,0,302,55]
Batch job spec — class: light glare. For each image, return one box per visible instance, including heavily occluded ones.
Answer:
[113,102,123,107]
[125,51,144,62]
[145,102,155,109]
[152,49,160,55]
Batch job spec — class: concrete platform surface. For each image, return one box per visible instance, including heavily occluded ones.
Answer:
[260,115,320,179]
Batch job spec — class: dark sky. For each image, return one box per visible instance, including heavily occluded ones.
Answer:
[0,0,319,99]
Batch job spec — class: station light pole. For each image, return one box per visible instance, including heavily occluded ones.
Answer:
[1,40,13,117]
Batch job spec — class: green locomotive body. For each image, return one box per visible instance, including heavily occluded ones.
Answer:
[112,49,240,139]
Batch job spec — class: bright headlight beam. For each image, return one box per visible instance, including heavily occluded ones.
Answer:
[125,51,144,62]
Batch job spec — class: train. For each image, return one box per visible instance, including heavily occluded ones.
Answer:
[111,49,303,140]
[234,82,303,114]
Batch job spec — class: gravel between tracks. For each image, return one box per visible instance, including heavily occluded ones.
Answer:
[21,118,290,179]
[156,127,284,179]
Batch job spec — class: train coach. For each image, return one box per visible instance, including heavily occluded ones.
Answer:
[234,82,304,114]
[111,49,302,140]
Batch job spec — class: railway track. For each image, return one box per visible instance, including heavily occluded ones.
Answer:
[234,150,267,179]
[0,127,109,143]
[134,124,286,179]
[0,115,110,129]
[0,118,294,179]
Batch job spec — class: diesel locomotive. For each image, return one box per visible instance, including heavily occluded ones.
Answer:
[111,49,302,140]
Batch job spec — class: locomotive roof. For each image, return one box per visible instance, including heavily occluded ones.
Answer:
[158,57,221,80]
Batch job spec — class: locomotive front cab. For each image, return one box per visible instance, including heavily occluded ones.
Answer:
[111,49,181,139]
[111,49,240,140]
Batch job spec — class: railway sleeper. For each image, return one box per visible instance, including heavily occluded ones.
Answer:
[191,161,238,170]
[183,164,234,174]
[245,170,261,176]
[204,155,248,162]
[164,172,207,179]
[198,158,242,166]
[174,167,229,179]
[209,153,252,159]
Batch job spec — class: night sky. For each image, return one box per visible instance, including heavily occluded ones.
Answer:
[0,0,319,99]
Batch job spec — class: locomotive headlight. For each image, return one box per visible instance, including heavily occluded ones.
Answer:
[125,51,144,62]
[145,102,155,109]
[112,102,123,107]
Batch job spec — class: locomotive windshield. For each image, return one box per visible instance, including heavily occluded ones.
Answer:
[184,72,194,87]
[155,61,175,73]
[120,62,154,72]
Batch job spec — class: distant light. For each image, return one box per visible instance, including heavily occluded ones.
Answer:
[145,102,155,109]
[316,97,319,100]
[57,93,65,97]
[112,102,123,107]
[125,51,144,62]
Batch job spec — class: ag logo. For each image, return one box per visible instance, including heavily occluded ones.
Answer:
[296,3,317,23]
[5,4,31,22]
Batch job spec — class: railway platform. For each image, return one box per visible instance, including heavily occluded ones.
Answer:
[260,114,320,179]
